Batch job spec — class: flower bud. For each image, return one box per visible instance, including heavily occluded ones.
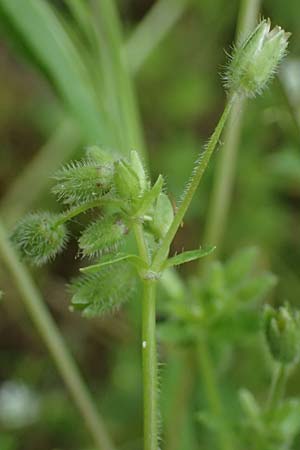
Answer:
[114,159,142,200]
[70,262,135,317]
[79,215,128,257]
[263,303,300,365]
[226,19,290,97]
[52,160,114,205]
[11,212,68,266]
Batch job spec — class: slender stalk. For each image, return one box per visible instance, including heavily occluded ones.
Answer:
[55,197,124,227]
[142,280,158,450]
[55,200,103,225]
[151,95,236,272]
[201,0,261,258]
[133,222,158,450]
[0,219,115,450]
[197,339,233,450]
[267,364,287,412]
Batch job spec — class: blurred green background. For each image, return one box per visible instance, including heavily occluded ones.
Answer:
[0,0,300,449]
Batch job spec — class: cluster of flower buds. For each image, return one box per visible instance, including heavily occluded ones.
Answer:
[226,19,290,97]
[11,146,175,316]
[263,303,300,365]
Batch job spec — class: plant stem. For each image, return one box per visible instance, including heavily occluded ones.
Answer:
[197,339,233,450]
[55,200,103,225]
[133,222,158,450]
[201,0,261,259]
[151,95,236,272]
[0,219,115,450]
[142,279,158,450]
[267,364,287,412]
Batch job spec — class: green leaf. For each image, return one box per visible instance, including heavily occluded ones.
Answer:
[164,246,215,268]
[80,253,146,273]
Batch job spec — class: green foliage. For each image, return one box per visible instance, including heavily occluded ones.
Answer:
[11,212,68,265]
[159,248,277,346]
[239,390,300,450]
[3,4,299,449]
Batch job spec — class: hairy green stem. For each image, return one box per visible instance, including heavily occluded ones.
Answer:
[201,0,261,258]
[55,200,103,225]
[151,95,236,272]
[0,219,115,450]
[133,222,158,450]
[267,364,287,412]
[142,280,158,450]
[197,339,233,450]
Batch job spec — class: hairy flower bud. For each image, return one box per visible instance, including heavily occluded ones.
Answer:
[226,19,290,97]
[263,304,300,365]
[52,160,114,205]
[79,215,128,257]
[70,262,135,317]
[11,212,68,265]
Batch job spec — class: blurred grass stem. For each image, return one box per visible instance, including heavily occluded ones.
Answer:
[0,219,115,450]
[126,0,188,74]
[197,339,233,450]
